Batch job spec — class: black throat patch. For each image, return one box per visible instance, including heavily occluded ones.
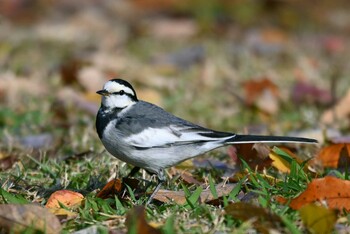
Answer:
[96,105,124,139]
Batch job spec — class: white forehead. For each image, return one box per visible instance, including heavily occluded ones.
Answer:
[103,81,135,95]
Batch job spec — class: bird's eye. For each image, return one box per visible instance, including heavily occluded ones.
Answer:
[119,90,125,95]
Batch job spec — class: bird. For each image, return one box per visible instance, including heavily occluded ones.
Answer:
[96,78,317,204]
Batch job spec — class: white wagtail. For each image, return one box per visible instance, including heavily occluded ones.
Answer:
[96,79,317,204]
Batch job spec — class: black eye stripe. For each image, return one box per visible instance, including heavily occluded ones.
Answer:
[112,90,126,95]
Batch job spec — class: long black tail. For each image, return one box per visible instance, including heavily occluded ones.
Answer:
[225,134,318,144]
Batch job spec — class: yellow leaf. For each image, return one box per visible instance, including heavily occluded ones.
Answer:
[299,204,336,234]
[269,151,290,173]
[175,159,194,169]
[48,208,78,220]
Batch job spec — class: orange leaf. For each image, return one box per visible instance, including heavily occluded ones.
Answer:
[46,190,84,209]
[243,78,279,105]
[315,143,350,168]
[96,179,122,199]
[288,176,350,211]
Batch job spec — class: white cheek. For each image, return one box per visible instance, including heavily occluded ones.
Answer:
[103,95,133,109]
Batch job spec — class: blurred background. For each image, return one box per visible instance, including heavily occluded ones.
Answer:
[0,0,349,161]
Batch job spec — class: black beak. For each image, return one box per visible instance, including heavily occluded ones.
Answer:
[96,89,109,96]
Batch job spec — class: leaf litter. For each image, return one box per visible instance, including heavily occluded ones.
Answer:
[1,1,350,233]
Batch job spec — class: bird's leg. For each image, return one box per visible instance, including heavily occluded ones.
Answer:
[127,166,141,178]
[146,169,165,205]
[121,167,141,198]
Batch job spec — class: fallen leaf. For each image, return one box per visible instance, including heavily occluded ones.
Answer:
[77,67,107,92]
[153,182,236,205]
[49,208,78,222]
[0,204,61,233]
[169,167,202,185]
[269,147,301,173]
[283,176,350,211]
[126,206,161,234]
[243,78,280,114]
[175,159,194,169]
[313,143,350,168]
[46,190,84,209]
[269,151,291,173]
[291,80,332,106]
[321,89,350,125]
[59,58,86,85]
[0,152,18,170]
[299,204,337,234]
[225,202,284,233]
[96,179,122,199]
[233,143,273,170]
[179,171,202,186]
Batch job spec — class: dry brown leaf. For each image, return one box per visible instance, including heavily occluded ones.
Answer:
[46,190,84,209]
[59,58,86,85]
[281,176,350,211]
[179,171,202,186]
[321,89,350,125]
[126,206,161,234]
[153,182,236,205]
[243,77,280,114]
[225,202,284,234]
[0,152,18,170]
[0,204,61,233]
[230,144,273,170]
[96,179,122,199]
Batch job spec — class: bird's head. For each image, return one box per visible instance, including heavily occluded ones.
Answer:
[97,79,138,109]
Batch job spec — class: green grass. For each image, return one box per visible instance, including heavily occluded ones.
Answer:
[0,141,329,233]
